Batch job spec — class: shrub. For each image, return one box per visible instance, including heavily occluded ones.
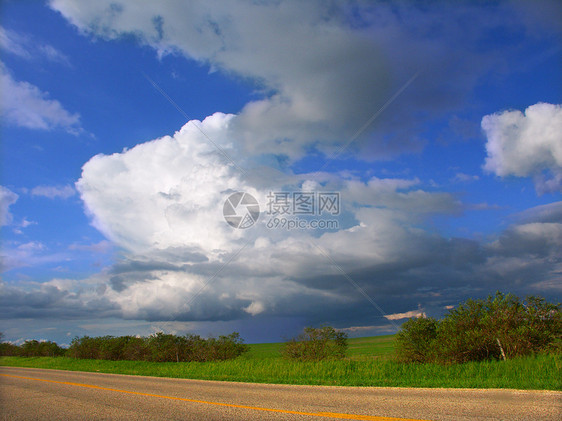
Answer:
[1,331,249,362]
[282,326,348,361]
[0,333,66,357]
[67,336,101,359]
[0,342,20,356]
[121,336,151,361]
[204,332,249,361]
[396,317,438,363]
[0,333,21,356]
[66,332,248,362]
[20,340,65,357]
[396,292,562,364]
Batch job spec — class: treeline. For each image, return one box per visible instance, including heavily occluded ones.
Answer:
[68,332,248,362]
[0,332,248,362]
[396,292,562,364]
[0,339,65,357]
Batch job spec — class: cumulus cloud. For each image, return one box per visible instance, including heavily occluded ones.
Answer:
[56,111,562,326]
[63,110,464,323]
[0,63,83,134]
[0,186,18,226]
[3,160,561,329]
[482,103,562,193]
[76,112,248,254]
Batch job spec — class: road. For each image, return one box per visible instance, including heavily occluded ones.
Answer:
[0,366,560,420]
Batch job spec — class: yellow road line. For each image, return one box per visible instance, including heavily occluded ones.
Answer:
[1,373,428,421]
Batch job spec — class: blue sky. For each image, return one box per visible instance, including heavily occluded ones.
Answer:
[1,0,561,345]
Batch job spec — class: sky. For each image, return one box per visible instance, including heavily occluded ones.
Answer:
[0,0,561,346]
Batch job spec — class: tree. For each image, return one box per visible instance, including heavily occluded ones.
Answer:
[205,332,249,361]
[20,340,64,357]
[0,332,20,357]
[64,332,249,362]
[396,292,562,364]
[282,326,348,361]
[148,333,186,362]
[396,317,438,363]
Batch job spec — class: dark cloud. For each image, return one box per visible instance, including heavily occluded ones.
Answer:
[512,201,562,224]
[50,0,560,161]
[0,281,118,320]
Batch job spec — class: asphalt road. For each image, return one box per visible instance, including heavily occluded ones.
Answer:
[0,366,560,420]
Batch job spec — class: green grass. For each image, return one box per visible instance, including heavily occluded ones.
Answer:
[2,335,559,390]
[346,335,396,358]
[242,335,396,360]
[1,353,559,390]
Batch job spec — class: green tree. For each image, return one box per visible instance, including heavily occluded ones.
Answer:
[0,332,20,356]
[121,336,151,361]
[65,332,249,362]
[282,326,348,361]
[396,317,438,363]
[396,292,562,364]
[67,336,100,359]
[20,340,64,357]
[205,332,249,361]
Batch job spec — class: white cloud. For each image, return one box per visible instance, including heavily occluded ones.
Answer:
[0,26,71,65]
[482,103,562,192]
[243,301,265,316]
[69,112,427,320]
[512,222,562,247]
[16,241,45,252]
[340,325,394,334]
[0,62,83,134]
[384,309,425,321]
[38,44,71,66]
[452,172,479,183]
[68,111,494,324]
[0,240,69,272]
[68,240,113,253]
[76,112,249,254]
[0,26,31,59]
[4,145,562,325]
[31,185,76,199]
[20,218,36,228]
[0,186,18,226]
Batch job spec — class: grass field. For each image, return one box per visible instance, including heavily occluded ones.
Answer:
[241,334,396,360]
[1,335,560,390]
